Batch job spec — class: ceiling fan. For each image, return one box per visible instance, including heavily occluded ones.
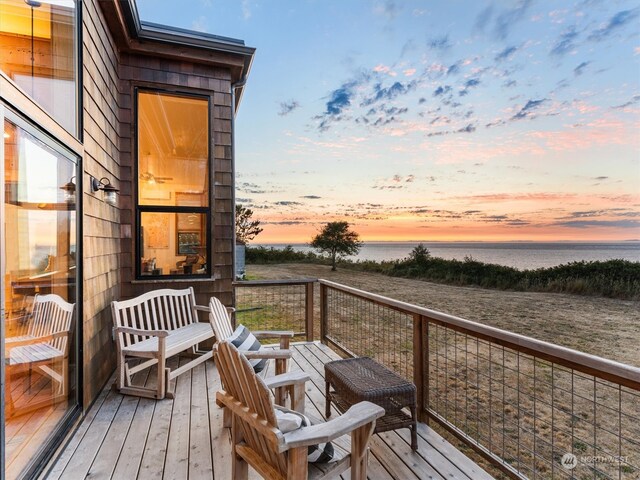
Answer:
[139,172,173,184]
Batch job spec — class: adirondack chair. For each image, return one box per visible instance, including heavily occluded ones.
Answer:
[209,296,294,405]
[5,294,75,417]
[215,340,385,480]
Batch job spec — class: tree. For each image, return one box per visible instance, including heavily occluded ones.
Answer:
[235,205,263,244]
[409,243,431,266]
[310,221,362,271]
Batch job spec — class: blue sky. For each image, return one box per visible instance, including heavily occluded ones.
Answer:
[137,0,640,242]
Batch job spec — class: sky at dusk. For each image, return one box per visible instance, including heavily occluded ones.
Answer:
[137,0,640,243]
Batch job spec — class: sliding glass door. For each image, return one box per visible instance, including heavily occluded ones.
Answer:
[2,111,79,480]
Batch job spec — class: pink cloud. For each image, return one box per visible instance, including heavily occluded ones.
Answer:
[528,117,637,151]
[373,64,397,76]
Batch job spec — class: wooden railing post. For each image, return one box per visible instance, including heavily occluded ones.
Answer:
[413,313,426,423]
[424,319,430,425]
[320,282,328,344]
[305,281,314,342]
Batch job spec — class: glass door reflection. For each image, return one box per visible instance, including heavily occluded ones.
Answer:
[3,118,77,479]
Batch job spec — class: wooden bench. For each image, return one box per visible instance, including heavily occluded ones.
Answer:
[111,287,214,399]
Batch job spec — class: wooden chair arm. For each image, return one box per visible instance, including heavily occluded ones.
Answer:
[226,306,236,314]
[243,349,291,360]
[114,326,169,338]
[263,371,310,390]
[194,305,209,312]
[283,401,385,449]
[252,330,295,339]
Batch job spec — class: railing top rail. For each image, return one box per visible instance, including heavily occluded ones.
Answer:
[234,278,318,287]
[319,279,640,389]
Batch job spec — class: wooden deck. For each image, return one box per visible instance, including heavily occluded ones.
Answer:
[43,342,494,480]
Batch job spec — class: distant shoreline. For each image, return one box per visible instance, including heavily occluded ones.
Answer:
[250,241,640,270]
[258,240,640,244]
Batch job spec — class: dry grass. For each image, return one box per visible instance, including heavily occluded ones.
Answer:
[247,263,640,367]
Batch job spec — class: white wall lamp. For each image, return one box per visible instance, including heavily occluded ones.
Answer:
[91,176,119,206]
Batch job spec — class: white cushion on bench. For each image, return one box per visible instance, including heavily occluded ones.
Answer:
[123,322,213,357]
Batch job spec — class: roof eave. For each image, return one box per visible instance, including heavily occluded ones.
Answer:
[118,0,255,110]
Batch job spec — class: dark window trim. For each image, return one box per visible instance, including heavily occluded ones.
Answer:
[134,87,213,280]
[76,0,84,143]
[1,107,83,480]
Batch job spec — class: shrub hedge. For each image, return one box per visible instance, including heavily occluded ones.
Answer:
[246,245,640,300]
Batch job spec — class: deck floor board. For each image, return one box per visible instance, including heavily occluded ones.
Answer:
[43,342,494,480]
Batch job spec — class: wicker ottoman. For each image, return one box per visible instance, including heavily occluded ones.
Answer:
[325,356,418,451]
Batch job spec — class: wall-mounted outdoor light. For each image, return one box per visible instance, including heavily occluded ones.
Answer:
[91,176,119,206]
[60,176,76,204]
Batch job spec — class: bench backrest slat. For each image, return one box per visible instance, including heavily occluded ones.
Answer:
[112,288,198,347]
[27,294,75,355]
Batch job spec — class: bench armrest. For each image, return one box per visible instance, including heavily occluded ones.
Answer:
[114,326,169,338]
[243,349,291,360]
[283,401,385,449]
[5,330,68,349]
[252,330,295,339]
[263,371,310,389]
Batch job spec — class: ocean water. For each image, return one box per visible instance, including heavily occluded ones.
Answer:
[256,241,640,270]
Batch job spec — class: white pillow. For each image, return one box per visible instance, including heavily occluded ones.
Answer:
[275,407,335,463]
[274,408,303,433]
[227,324,266,373]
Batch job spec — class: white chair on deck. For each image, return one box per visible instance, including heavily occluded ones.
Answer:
[209,295,295,407]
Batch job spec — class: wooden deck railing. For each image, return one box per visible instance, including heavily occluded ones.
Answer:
[234,278,640,479]
[233,279,316,341]
[319,279,640,480]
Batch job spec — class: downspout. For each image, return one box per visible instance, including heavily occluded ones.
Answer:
[230,75,247,309]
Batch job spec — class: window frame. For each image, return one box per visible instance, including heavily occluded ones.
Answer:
[134,87,213,280]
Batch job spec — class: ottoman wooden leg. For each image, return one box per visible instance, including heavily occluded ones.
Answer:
[325,381,331,418]
[410,405,418,451]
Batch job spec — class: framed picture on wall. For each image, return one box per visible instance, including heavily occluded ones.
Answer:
[176,231,202,255]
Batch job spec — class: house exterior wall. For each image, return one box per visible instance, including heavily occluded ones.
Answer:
[82,0,242,409]
[80,0,238,408]
[81,0,123,407]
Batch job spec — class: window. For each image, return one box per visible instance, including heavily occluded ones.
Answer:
[136,90,210,278]
[0,0,78,134]
[3,115,79,478]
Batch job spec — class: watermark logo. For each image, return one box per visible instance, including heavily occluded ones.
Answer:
[560,452,628,470]
[561,453,578,470]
